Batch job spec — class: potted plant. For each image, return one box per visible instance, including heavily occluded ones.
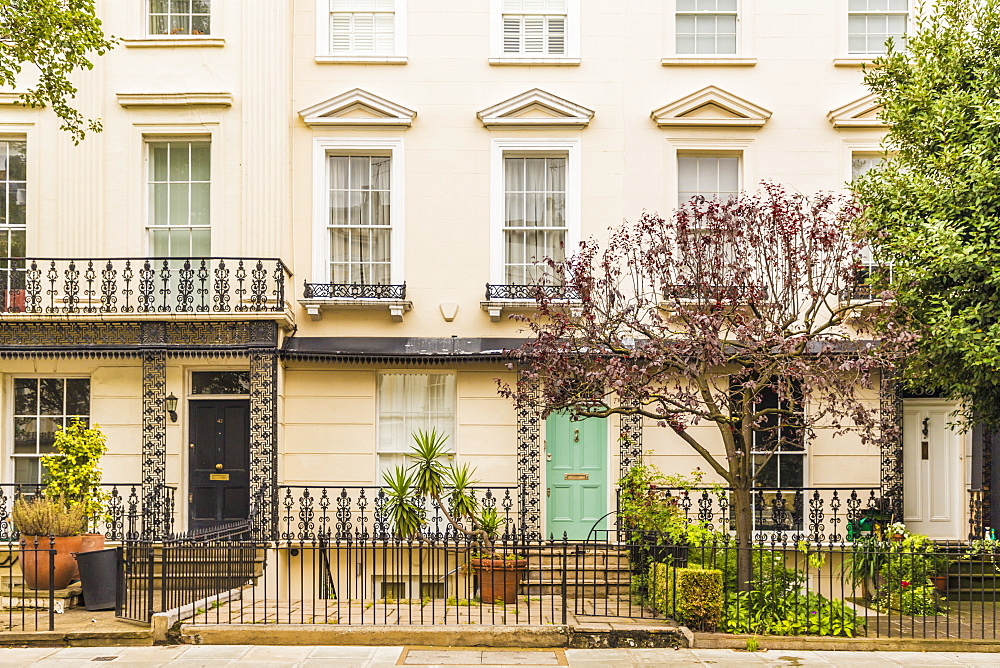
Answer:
[383,429,525,604]
[11,496,85,590]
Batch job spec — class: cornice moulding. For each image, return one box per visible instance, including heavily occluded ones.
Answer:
[477,88,594,129]
[116,92,233,108]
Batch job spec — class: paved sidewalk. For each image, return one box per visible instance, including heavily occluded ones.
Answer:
[1,645,1000,666]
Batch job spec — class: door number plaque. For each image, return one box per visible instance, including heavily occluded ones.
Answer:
[564,473,589,480]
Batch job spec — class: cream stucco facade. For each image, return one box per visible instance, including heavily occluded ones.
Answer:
[0,0,976,542]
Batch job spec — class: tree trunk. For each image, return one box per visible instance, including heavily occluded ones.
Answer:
[730,483,754,592]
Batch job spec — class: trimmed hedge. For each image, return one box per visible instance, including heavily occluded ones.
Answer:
[649,562,723,631]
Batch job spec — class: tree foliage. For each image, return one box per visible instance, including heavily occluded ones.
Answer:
[853,0,1000,424]
[501,184,912,586]
[0,0,114,143]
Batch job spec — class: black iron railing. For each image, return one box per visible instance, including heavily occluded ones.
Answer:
[0,483,177,541]
[633,487,884,542]
[485,284,580,300]
[302,282,406,300]
[0,258,290,315]
[664,284,764,301]
[845,263,894,301]
[277,485,519,542]
[117,531,1000,639]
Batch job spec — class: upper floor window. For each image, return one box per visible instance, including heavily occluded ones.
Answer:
[848,0,907,55]
[147,141,211,257]
[502,0,566,55]
[0,140,26,297]
[330,0,395,54]
[678,153,740,205]
[149,0,211,36]
[504,156,566,285]
[676,0,737,55]
[328,155,391,285]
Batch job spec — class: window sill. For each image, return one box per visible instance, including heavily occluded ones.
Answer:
[299,298,412,322]
[488,57,581,66]
[661,57,756,67]
[833,57,879,67]
[123,37,225,48]
[314,55,408,65]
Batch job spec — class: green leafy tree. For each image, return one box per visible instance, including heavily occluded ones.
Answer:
[0,0,115,143]
[853,0,1000,424]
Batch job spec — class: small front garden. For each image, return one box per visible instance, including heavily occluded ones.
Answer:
[619,462,992,638]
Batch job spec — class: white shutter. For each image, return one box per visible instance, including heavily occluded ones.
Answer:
[523,16,544,53]
[352,13,375,52]
[547,16,565,54]
[503,0,524,11]
[330,14,352,52]
[375,12,394,53]
[503,16,522,53]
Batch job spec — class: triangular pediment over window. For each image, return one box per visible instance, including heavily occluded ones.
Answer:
[827,94,886,128]
[477,89,594,129]
[298,89,416,128]
[651,86,771,128]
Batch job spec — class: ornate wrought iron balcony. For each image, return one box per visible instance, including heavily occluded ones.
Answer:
[0,258,291,317]
[485,283,580,301]
[664,284,764,301]
[303,282,406,300]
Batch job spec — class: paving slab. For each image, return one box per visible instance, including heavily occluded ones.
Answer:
[481,649,561,665]
[242,644,315,661]
[874,650,965,665]
[305,645,378,659]
[404,649,484,664]
[176,645,251,659]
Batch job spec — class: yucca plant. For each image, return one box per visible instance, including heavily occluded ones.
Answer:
[380,468,426,540]
[384,428,496,547]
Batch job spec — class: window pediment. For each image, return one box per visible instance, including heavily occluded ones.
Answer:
[477,89,594,129]
[298,89,416,128]
[827,94,886,128]
[651,86,771,128]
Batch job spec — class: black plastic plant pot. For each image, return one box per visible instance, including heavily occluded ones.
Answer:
[74,548,117,611]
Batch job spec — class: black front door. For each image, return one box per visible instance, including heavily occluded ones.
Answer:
[189,400,250,530]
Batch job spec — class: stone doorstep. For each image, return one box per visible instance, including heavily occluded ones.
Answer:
[694,631,1000,653]
[0,585,83,614]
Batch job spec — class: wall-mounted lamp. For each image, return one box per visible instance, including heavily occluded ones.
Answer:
[165,392,178,423]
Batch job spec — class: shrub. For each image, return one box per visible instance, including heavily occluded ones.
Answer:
[648,563,723,631]
[11,497,86,537]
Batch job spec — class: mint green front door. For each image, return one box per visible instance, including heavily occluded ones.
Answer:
[545,413,608,540]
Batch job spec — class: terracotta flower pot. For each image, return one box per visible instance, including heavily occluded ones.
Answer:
[19,535,83,591]
[471,556,527,605]
[930,575,948,594]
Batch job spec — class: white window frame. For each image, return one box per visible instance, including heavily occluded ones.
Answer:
[7,375,91,485]
[842,139,885,187]
[667,138,753,209]
[315,0,408,64]
[489,0,581,65]
[490,138,581,287]
[312,137,404,287]
[836,0,910,65]
[145,140,212,258]
[662,0,755,66]
[126,0,224,47]
[146,0,212,37]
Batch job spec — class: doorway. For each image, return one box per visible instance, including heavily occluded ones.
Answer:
[189,399,250,530]
[902,400,966,540]
[545,412,608,540]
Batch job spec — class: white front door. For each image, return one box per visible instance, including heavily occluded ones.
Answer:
[902,400,966,540]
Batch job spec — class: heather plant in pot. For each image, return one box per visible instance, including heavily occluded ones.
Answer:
[11,496,86,590]
[382,428,525,603]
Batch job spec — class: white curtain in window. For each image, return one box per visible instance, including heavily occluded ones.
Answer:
[378,373,455,455]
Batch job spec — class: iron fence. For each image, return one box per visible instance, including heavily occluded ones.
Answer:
[640,487,884,542]
[0,539,56,632]
[277,486,519,542]
[114,530,1000,640]
[0,257,290,315]
[0,483,176,541]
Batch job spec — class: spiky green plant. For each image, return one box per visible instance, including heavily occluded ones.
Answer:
[447,463,480,520]
[380,468,426,539]
[407,428,450,498]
